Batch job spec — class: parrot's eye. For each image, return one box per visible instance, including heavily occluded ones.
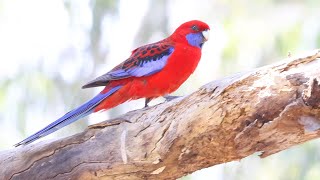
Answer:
[191,25,199,31]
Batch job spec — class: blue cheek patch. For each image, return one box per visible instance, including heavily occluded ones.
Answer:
[186,33,203,48]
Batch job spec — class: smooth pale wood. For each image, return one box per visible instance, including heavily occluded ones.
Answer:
[1,49,320,180]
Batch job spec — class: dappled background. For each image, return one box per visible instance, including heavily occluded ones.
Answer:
[1,0,320,179]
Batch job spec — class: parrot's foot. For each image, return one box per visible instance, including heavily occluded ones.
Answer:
[163,95,181,102]
[144,96,181,108]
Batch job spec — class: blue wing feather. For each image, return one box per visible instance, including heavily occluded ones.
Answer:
[82,43,174,88]
[109,47,173,78]
[14,85,122,147]
[120,46,174,77]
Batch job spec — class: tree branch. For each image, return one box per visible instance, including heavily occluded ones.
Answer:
[1,49,320,180]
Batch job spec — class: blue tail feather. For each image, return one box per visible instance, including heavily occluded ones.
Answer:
[14,85,122,147]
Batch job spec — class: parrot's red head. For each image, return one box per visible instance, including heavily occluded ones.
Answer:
[171,20,210,48]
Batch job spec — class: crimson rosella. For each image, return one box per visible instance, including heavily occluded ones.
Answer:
[15,20,210,147]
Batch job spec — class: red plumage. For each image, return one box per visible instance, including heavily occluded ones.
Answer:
[90,20,210,111]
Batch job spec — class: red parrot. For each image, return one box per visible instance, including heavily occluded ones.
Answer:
[15,20,210,146]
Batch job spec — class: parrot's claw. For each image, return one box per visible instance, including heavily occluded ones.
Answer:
[163,95,181,102]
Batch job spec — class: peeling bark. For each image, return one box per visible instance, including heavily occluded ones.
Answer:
[1,49,320,180]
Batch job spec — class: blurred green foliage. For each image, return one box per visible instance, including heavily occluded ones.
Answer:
[0,0,319,179]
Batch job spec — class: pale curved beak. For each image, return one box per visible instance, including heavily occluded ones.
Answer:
[202,29,210,41]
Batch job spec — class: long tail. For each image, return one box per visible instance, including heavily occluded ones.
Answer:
[14,85,122,147]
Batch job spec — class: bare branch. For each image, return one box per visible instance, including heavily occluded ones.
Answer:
[1,49,320,180]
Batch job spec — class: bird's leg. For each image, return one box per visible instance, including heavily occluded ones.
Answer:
[145,97,153,108]
[163,95,181,102]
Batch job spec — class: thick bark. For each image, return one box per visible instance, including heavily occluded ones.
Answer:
[1,50,320,180]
